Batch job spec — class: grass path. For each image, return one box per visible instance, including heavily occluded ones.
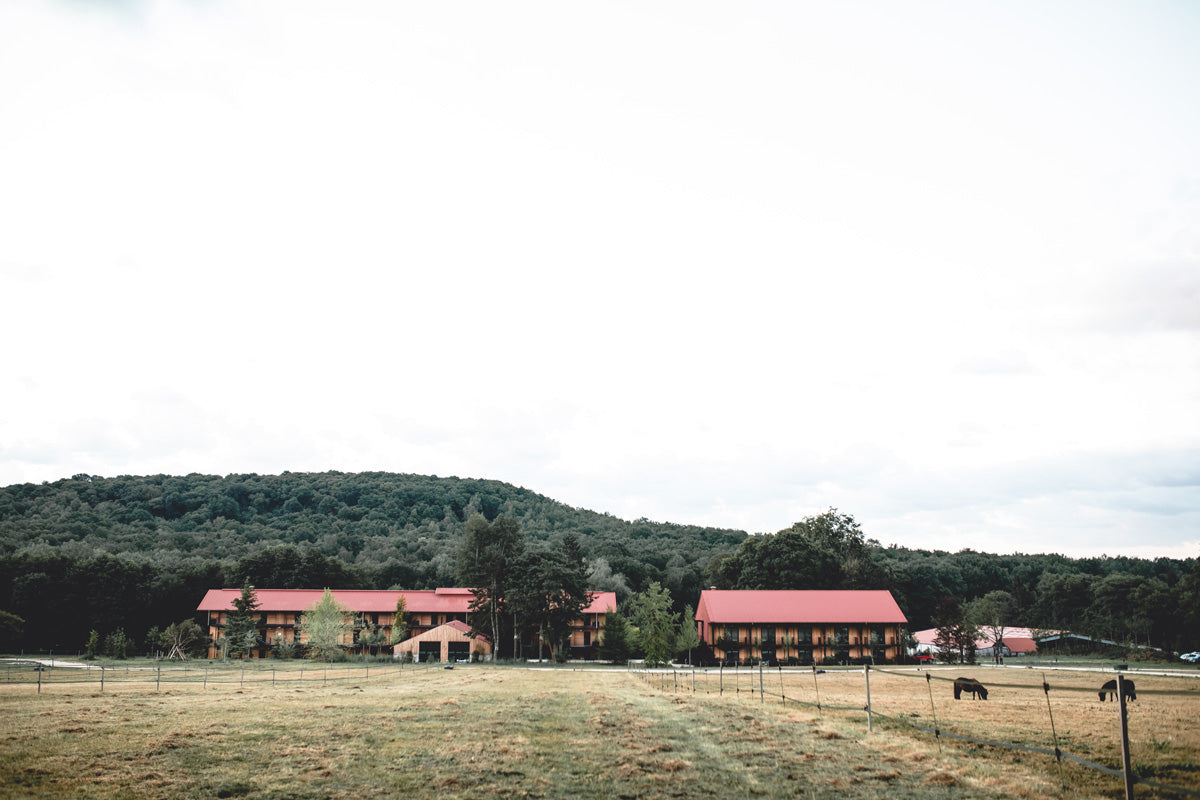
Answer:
[0,666,1114,799]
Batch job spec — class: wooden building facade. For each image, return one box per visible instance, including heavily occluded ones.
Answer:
[695,589,908,665]
[196,587,616,660]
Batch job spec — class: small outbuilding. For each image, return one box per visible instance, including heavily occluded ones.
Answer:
[911,626,1050,659]
[392,620,491,663]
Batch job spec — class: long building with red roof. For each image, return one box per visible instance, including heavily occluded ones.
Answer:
[196,587,617,661]
[695,589,908,665]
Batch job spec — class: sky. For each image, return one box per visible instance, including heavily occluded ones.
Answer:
[2,1,1198,560]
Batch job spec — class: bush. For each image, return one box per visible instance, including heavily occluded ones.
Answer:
[104,628,132,659]
[270,639,303,659]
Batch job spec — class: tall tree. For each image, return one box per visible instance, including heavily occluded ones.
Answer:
[676,604,701,665]
[390,595,410,646]
[585,557,632,601]
[965,590,1015,663]
[225,580,262,658]
[456,514,524,658]
[297,588,350,661]
[628,582,679,667]
[709,509,887,591]
[514,534,591,662]
[598,608,633,665]
[932,595,965,663]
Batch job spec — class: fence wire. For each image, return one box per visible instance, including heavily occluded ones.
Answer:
[634,664,1200,799]
[2,659,440,691]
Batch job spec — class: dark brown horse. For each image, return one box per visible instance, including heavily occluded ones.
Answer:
[953,677,988,700]
[1099,677,1136,702]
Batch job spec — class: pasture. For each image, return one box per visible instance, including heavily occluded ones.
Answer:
[1,662,1197,799]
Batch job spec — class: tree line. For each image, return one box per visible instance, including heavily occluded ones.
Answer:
[0,472,1196,657]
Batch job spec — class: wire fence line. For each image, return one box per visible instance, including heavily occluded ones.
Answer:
[633,663,1200,800]
[1,658,443,691]
[5,658,1197,798]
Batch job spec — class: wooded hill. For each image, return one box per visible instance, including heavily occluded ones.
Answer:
[1,471,1196,655]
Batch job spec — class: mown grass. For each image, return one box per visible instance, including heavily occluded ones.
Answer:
[1,664,1196,799]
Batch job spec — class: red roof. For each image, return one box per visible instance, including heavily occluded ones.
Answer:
[446,619,474,635]
[912,627,1049,653]
[696,590,907,625]
[583,591,618,614]
[197,587,617,616]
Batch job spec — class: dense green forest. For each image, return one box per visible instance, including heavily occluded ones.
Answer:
[0,472,1196,655]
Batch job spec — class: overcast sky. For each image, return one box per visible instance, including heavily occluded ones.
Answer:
[2,1,1198,559]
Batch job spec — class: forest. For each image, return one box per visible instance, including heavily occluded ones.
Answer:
[0,471,1196,656]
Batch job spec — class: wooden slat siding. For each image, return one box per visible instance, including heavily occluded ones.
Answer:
[710,622,905,664]
[198,587,615,659]
[393,622,492,663]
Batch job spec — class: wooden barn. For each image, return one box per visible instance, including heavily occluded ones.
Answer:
[695,589,908,665]
[393,620,491,663]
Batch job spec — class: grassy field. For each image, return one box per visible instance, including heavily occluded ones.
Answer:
[1,662,1197,799]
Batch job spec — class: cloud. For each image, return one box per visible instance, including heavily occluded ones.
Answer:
[1,1,1198,562]
[1084,259,1200,333]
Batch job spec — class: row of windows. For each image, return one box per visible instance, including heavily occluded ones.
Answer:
[717,625,895,646]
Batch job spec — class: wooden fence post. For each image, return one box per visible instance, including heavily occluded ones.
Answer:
[864,664,873,733]
[1118,677,1134,800]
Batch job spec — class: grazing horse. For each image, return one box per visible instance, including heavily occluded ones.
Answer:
[1099,678,1136,702]
[953,677,989,700]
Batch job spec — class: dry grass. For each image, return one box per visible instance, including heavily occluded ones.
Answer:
[0,664,1196,799]
[692,664,1200,797]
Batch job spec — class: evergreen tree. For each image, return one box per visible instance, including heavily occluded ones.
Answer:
[932,595,964,663]
[225,580,262,658]
[456,514,524,658]
[598,608,633,665]
[513,534,591,662]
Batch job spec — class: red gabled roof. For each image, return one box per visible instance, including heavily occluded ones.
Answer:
[197,587,619,616]
[912,627,1051,652]
[444,619,491,644]
[696,590,907,625]
[196,588,474,614]
[584,591,618,615]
